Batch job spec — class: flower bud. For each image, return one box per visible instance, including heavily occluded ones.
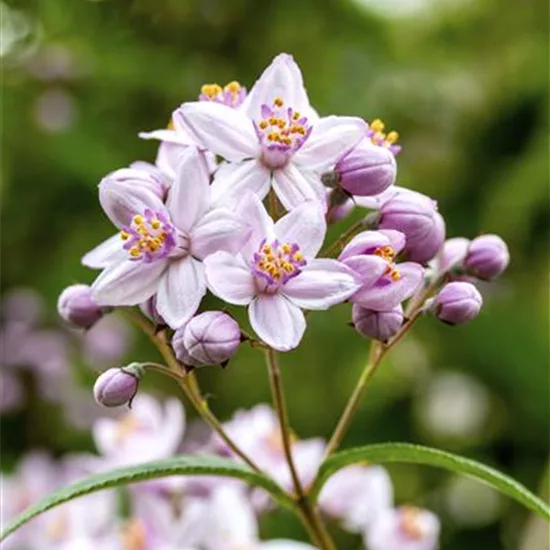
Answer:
[352,304,404,342]
[335,140,396,197]
[174,311,241,367]
[436,237,470,275]
[405,212,446,264]
[431,282,482,325]
[464,234,509,280]
[57,284,105,329]
[93,366,141,407]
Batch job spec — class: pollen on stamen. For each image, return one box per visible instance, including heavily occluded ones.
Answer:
[252,240,306,286]
[368,118,401,154]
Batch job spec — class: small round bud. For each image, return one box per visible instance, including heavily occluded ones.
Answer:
[405,212,446,264]
[464,234,509,280]
[172,326,202,368]
[174,311,241,367]
[57,284,104,329]
[335,140,396,197]
[93,367,140,407]
[432,282,482,325]
[352,304,404,342]
[436,237,470,275]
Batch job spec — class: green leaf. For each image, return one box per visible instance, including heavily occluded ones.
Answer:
[1,454,293,542]
[309,443,550,520]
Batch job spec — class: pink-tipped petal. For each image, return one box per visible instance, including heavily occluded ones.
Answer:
[352,261,424,311]
[274,201,327,258]
[294,116,366,172]
[341,255,389,286]
[156,257,206,329]
[204,252,256,305]
[99,175,167,229]
[272,163,326,211]
[249,294,305,351]
[175,102,258,162]
[241,53,313,120]
[167,148,210,232]
[211,159,271,205]
[282,259,361,310]
[82,234,126,269]
[91,260,167,306]
[191,207,249,259]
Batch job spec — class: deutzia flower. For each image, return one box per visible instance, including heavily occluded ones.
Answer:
[204,196,361,351]
[86,148,248,328]
[176,53,366,210]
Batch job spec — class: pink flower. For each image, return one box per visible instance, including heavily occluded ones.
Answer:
[197,485,317,550]
[339,230,424,311]
[204,197,361,351]
[364,506,440,550]
[176,54,366,210]
[319,465,393,532]
[92,394,184,466]
[87,148,248,328]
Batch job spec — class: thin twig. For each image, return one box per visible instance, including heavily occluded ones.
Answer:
[320,220,364,258]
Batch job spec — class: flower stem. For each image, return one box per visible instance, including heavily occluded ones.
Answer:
[122,308,263,474]
[320,220,364,258]
[324,307,424,457]
[265,348,337,550]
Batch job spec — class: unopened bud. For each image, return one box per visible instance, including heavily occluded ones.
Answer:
[405,212,446,264]
[173,311,241,367]
[335,140,396,197]
[93,365,141,407]
[139,295,165,326]
[57,284,105,329]
[464,234,509,280]
[436,237,470,275]
[431,282,482,325]
[352,304,404,342]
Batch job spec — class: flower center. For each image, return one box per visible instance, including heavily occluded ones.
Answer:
[122,518,147,550]
[255,97,312,167]
[368,118,400,153]
[199,81,246,108]
[120,210,177,262]
[114,413,141,443]
[252,240,306,286]
[373,246,401,281]
[400,506,429,540]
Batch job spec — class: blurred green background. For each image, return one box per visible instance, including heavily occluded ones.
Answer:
[1,0,548,548]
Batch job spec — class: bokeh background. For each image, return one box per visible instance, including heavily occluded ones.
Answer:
[1,0,549,548]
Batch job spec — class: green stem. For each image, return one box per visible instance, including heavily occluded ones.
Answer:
[320,220,364,258]
[123,309,263,474]
[265,348,337,550]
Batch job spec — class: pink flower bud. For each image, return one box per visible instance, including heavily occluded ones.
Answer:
[335,140,396,196]
[432,281,482,325]
[352,304,404,342]
[436,237,470,274]
[378,191,445,263]
[173,311,241,367]
[139,295,165,325]
[464,234,509,280]
[93,367,140,407]
[57,284,104,329]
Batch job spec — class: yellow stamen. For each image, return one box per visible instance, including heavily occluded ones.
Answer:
[273,96,284,107]
[224,81,241,93]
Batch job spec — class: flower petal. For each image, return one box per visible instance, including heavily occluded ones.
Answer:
[294,116,366,172]
[341,255,389,287]
[99,172,167,228]
[174,102,258,162]
[81,234,126,269]
[236,193,276,260]
[156,257,206,328]
[204,252,256,305]
[241,53,314,120]
[91,260,167,306]
[282,258,361,310]
[249,294,305,351]
[138,128,195,146]
[339,230,405,261]
[352,261,424,311]
[167,147,210,232]
[274,201,326,258]
[272,163,326,211]
[211,159,271,206]
[191,207,249,259]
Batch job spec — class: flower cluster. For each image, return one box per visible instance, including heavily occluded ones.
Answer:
[2,395,440,550]
[47,52,512,549]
